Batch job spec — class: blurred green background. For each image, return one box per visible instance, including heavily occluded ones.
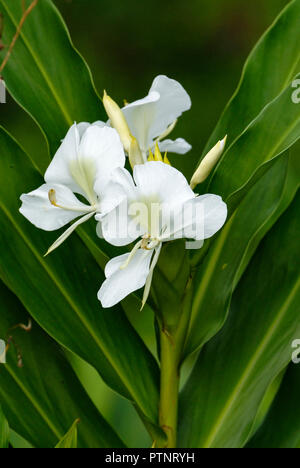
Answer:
[1,0,290,448]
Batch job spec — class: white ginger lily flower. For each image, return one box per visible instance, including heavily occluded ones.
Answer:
[20,123,125,255]
[103,75,192,162]
[97,161,227,308]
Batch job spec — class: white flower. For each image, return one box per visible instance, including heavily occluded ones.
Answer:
[97,161,227,308]
[122,75,192,160]
[103,75,192,162]
[20,123,125,255]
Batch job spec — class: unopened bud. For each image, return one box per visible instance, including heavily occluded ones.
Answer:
[103,90,132,152]
[190,136,227,189]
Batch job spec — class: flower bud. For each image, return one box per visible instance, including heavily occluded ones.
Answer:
[190,136,227,189]
[103,90,132,152]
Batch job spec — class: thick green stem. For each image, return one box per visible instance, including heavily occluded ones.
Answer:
[157,278,194,448]
[158,329,180,448]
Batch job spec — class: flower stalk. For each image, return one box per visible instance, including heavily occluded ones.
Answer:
[157,276,194,448]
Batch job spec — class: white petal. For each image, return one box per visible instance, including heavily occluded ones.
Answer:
[45,124,81,194]
[197,194,228,239]
[158,138,192,155]
[76,121,106,137]
[96,167,142,246]
[122,75,191,152]
[95,166,136,211]
[122,91,160,152]
[141,243,162,309]
[20,184,89,231]
[98,249,154,308]
[45,212,95,256]
[76,126,125,202]
[133,161,194,206]
[148,76,191,142]
[46,124,125,204]
[99,197,144,246]
[161,194,227,241]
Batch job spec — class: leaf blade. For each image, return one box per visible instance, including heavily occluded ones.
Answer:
[180,193,300,448]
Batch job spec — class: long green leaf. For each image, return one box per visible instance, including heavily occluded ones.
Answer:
[247,364,300,448]
[185,152,290,357]
[0,0,103,166]
[55,420,79,448]
[202,0,300,156]
[208,79,300,210]
[0,405,9,448]
[0,280,125,448]
[0,126,160,427]
[179,193,300,447]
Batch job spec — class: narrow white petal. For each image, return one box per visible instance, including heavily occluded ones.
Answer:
[158,138,192,155]
[45,212,95,256]
[20,183,89,231]
[98,249,154,308]
[141,243,162,309]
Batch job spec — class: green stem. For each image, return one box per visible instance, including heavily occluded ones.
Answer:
[158,329,180,448]
[157,278,194,448]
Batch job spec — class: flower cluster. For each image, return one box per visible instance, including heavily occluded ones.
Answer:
[20,75,228,308]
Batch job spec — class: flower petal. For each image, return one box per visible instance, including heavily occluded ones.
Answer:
[45,124,81,194]
[97,167,142,246]
[133,161,195,206]
[45,212,95,256]
[98,249,154,308]
[45,124,125,204]
[161,194,228,241]
[122,75,191,152]
[158,138,192,155]
[20,183,89,231]
[79,126,125,187]
[76,121,106,137]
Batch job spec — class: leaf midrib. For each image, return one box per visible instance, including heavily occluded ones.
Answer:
[1,1,73,127]
[202,276,300,448]
[3,364,62,441]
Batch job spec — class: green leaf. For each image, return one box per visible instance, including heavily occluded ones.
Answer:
[247,364,300,448]
[0,405,9,448]
[202,0,300,156]
[0,280,125,448]
[0,0,104,167]
[179,193,300,447]
[0,126,160,428]
[185,152,290,357]
[207,78,300,210]
[234,140,300,286]
[55,420,79,448]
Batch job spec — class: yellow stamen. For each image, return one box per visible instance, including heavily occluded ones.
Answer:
[154,142,163,162]
[163,152,171,166]
[148,149,155,161]
[48,189,59,207]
